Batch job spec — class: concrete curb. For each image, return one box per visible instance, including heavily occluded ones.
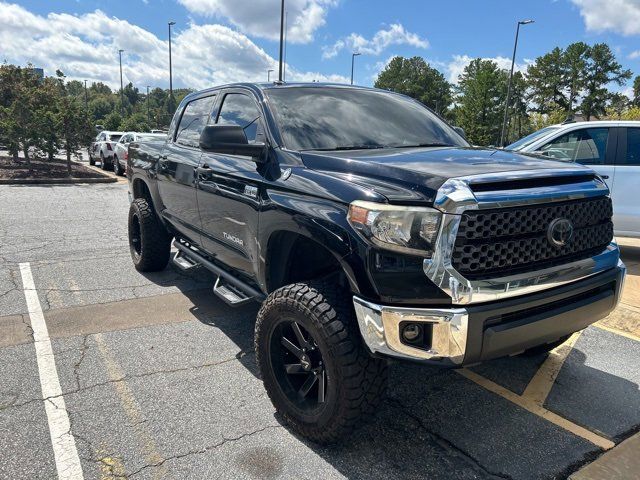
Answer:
[0,176,117,185]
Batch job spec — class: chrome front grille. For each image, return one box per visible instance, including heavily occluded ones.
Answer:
[451,197,614,279]
[424,170,619,305]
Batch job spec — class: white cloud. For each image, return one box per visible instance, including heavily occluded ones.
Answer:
[571,0,640,36]
[0,2,348,90]
[629,50,640,59]
[322,24,429,60]
[177,0,337,44]
[446,54,531,84]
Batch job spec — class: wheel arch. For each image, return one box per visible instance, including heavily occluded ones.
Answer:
[264,229,360,295]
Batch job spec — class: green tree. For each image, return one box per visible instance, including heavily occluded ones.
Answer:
[103,111,123,130]
[562,42,590,113]
[606,92,629,119]
[120,112,150,132]
[581,43,632,120]
[526,47,566,113]
[374,56,452,116]
[506,71,531,143]
[455,58,508,146]
[632,75,640,106]
[55,72,93,175]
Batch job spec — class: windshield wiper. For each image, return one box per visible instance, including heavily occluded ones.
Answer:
[391,142,453,148]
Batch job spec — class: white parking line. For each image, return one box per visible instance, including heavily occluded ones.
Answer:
[19,263,84,480]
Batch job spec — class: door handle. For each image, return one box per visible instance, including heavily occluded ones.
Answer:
[195,165,211,174]
[601,175,610,180]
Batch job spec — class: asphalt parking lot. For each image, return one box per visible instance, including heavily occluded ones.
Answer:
[1,179,639,480]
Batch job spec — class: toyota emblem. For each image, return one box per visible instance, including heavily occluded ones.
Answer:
[547,218,574,248]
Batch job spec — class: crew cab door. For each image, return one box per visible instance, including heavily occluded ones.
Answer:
[196,89,265,279]
[612,127,640,236]
[157,94,217,244]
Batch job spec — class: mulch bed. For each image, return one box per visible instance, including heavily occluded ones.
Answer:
[0,155,110,181]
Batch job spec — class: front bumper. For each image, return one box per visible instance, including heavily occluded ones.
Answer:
[354,261,626,366]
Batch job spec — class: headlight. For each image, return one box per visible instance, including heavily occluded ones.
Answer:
[347,201,441,257]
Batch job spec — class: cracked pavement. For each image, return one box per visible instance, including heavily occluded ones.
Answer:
[1,183,640,479]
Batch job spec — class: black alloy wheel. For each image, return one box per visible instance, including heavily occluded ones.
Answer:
[271,320,327,409]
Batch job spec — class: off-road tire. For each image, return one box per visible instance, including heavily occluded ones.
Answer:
[128,198,171,272]
[255,281,388,444]
[519,334,571,356]
[113,156,124,176]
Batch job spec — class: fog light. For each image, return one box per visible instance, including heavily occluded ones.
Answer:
[402,323,422,342]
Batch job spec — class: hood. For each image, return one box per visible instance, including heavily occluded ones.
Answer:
[300,146,588,204]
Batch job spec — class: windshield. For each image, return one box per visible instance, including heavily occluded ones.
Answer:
[109,134,122,141]
[265,87,468,151]
[506,126,561,151]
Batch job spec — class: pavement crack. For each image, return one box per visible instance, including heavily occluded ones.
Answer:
[127,424,282,478]
[386,397,514,480]
[73,335,90,391]
[0,350,255,412]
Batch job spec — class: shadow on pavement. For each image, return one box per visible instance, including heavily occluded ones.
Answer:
[141,263,640,480]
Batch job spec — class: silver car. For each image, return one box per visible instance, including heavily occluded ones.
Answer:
[507,120,640,238]
[113,132,166,176]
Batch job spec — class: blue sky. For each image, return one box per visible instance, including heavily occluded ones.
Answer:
[3,0,640,94]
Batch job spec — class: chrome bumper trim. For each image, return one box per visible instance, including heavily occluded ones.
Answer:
[424,171,618,305]
[353,297,468,364]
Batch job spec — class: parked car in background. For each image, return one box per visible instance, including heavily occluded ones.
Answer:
[89,131,124,169]
[507,120,640,238]
[113,132,166,176]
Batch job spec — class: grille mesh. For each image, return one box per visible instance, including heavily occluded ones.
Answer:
[452,197,613,279]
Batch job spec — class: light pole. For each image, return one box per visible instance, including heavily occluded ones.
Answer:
[278,0,285,82]
[84,79,88,112]
[499,19,534,147]
[267,69,274,82]
[350,52,361,85]
[146,85,151,126]
[118,49,124,116]
[168,21,176,115]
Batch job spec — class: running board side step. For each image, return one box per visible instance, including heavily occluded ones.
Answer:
[172,250,200,271]
[173,240,265,305]
[213,277,253,306]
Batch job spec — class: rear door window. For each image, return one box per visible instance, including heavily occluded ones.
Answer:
[623,128,640,165]
[175,95,217,148]
[539,128,610,165]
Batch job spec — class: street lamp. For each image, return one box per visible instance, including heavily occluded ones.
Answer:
[267,69,274,82]
[84,80,88,112]
[146,85,151,126]
[278,0,285,82]
[350,52,361,85]
[499,19,534,147]
[118,49,124,116]
[168,21,176,115]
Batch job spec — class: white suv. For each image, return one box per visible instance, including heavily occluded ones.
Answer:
[507,120,640,238]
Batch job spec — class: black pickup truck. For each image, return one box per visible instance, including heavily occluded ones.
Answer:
[127,83,626,443]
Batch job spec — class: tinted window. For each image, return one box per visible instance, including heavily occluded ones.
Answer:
[109,134,122,142]
[539,128,609,165]
[217,93,263,143]
[624,128,640,166]
[175,95,216,147]
[265,87,467,151]
[506,126,561,151]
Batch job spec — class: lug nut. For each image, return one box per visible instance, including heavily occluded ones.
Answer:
[402,323,422,342]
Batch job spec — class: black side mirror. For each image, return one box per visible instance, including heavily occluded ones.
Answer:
[199,125,267,162]
[453,126,466,140]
